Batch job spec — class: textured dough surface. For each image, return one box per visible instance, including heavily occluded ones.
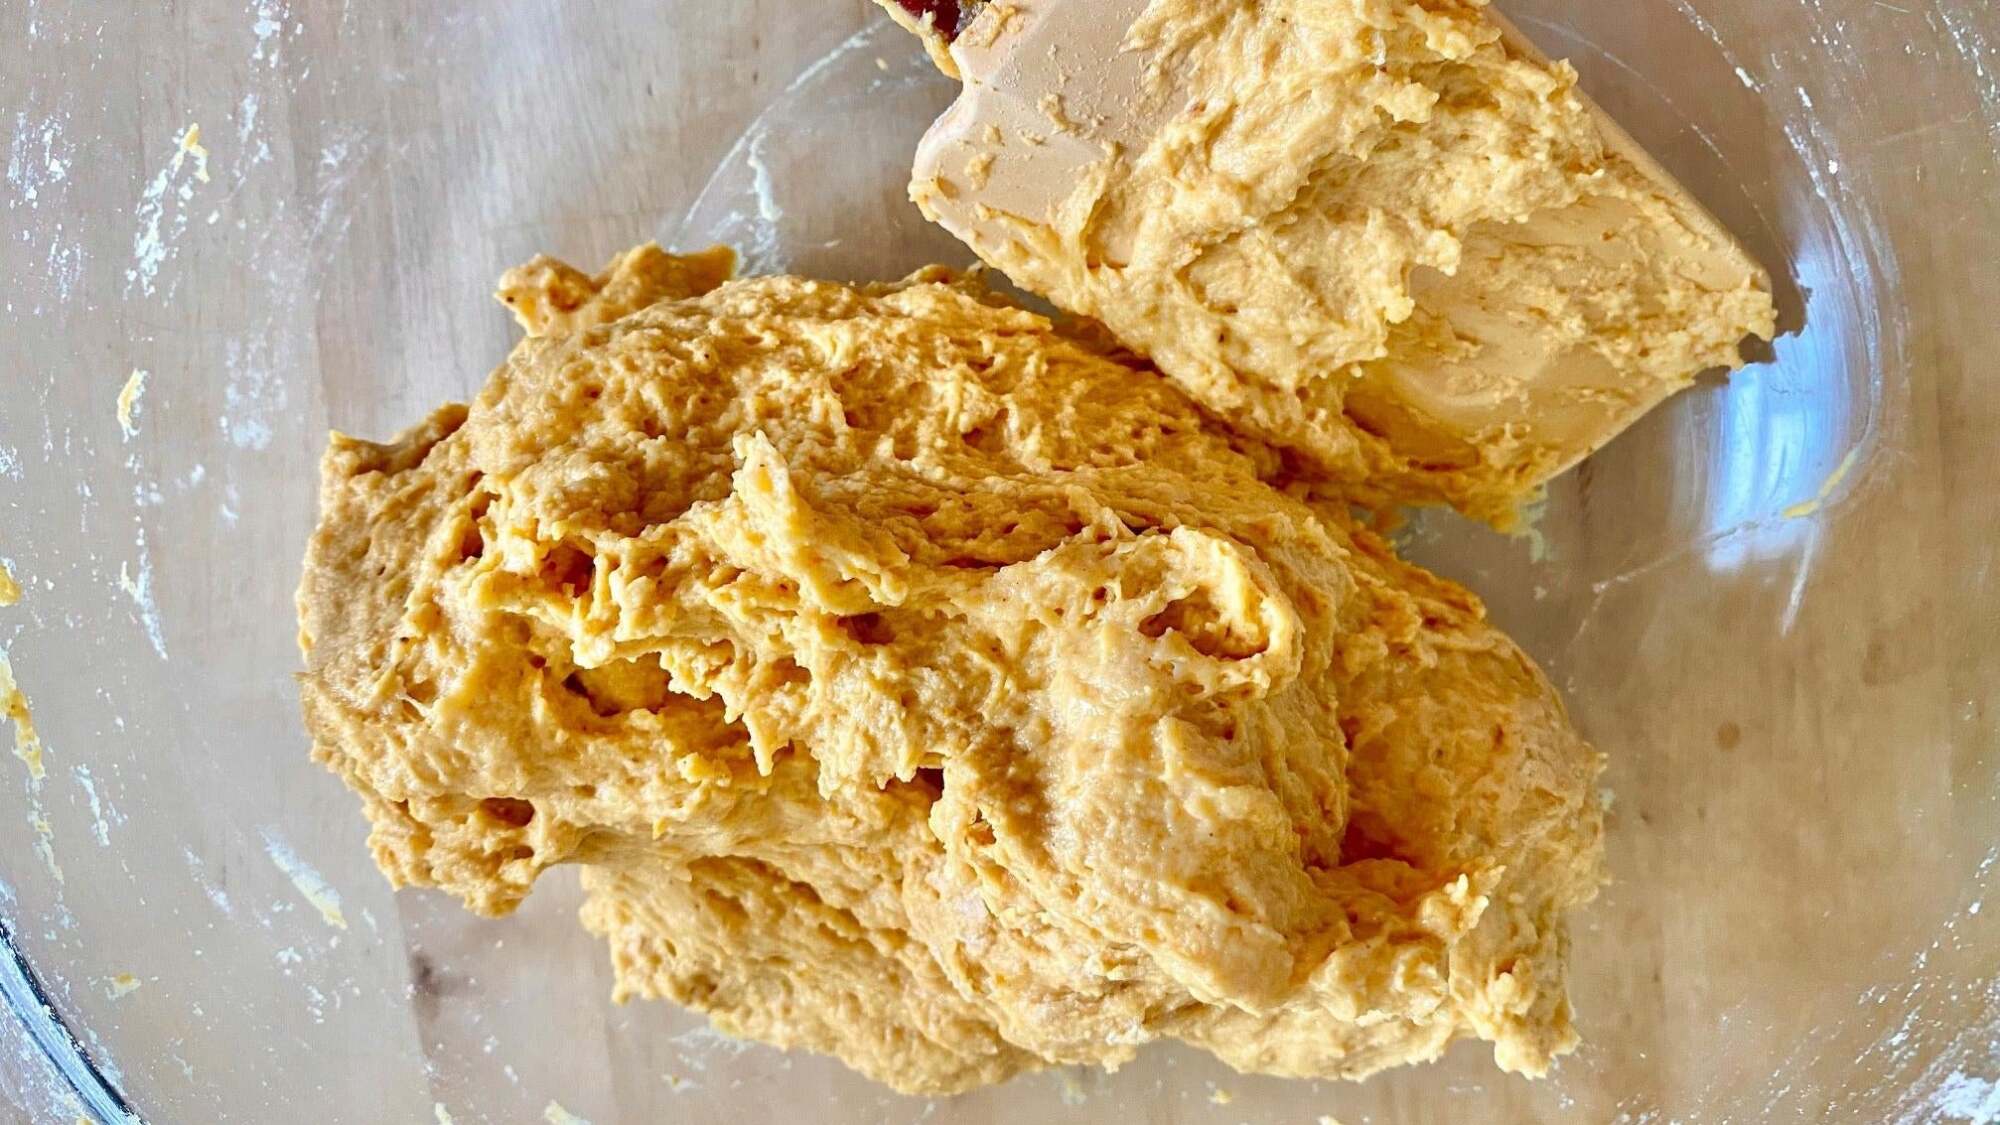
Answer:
[297,245,1603,1094]
[911,0,1778,524]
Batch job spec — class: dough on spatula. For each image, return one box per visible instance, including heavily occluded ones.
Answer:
[900,0,1778,524]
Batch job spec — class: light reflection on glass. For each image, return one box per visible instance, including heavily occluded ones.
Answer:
[1697,224,1869,576]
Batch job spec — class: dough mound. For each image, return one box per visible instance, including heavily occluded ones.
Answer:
[297,246,1603,1094]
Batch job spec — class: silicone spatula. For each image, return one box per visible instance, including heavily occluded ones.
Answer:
[876,0,1776,520]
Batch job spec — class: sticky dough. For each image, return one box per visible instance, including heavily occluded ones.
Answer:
[297,245,1603,1094]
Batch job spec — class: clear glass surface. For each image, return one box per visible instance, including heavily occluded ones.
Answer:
[0,2,1994,1121]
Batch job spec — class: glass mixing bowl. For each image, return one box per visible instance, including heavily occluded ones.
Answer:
[1,2,1994,1121]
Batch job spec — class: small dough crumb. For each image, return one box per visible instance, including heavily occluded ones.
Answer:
[0,652,45,782]
[31,812,61,884]
[117,368,148,441]
[1038,91,1077,133]
[964,151,995,190]
[176,124,209,185]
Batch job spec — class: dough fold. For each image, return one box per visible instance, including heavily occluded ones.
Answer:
[298,246,1603,1094]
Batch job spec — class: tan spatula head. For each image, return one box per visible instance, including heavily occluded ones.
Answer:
[881,0,1777,524]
